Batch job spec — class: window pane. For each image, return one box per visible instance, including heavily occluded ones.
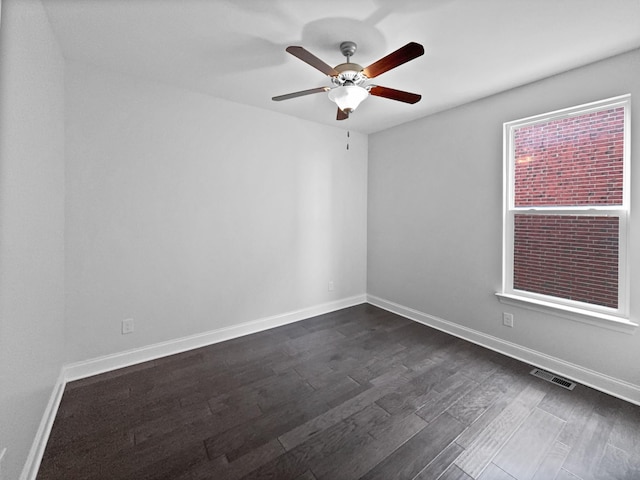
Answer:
[513,215,618,308]
[514,107,624,207]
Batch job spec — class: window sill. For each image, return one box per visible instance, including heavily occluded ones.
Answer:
[495,293,638,334]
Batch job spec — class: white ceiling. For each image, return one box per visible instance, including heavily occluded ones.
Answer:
[42,0,640,134]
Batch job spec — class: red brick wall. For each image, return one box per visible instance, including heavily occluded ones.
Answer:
[514,107,624,207]
[512,107,624,308]
[513,215,619,308]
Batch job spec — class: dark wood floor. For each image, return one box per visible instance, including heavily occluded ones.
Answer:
[38,304,640,480]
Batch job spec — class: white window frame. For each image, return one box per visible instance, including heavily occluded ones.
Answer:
[498,94,634,330]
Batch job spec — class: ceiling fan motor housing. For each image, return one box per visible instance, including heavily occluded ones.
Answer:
[331,64,367,87]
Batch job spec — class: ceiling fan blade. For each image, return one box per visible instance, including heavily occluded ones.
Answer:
[337,108,349,120]
[286,46,340,77]
[369,85,421,104]
[362,42,424,78]
[272,87,329,101]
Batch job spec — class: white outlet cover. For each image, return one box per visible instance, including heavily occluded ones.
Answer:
[122,318,134,334]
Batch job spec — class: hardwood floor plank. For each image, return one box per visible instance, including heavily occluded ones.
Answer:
[555,469,583,480]
[280,328,347,356]
[556,387,600,448]
[374,362,457,416]
[594,443,640,480]
[536,383,581,421]
[412,441,464,480]
[438,342,503,384]
[293,471,317,480]
[439,464,475,480]
[269,340,351,375]
[608,400,640,453]
[293,363,339,386]
[531,440,571,480]
[561,409,617,480]
[312,412,427,480]
[277,366,416,451]
[95,438,208,480]
[221,364,300,394]
[236,449,311,480]
[368,363,414,387]
[398,342,444,370]
[296,403,390,462]
[203,392,329,462]
[343,346,409,385]
[256,375,316,412]
[175,439,285,480]
[454,383,548,478]
[445,368,512,426]
[359,412,465,480]
[415,371,479,423]
[476,463,516,480]
[454,378,529,450]
[133,402,213,444]
[241,403,389,480]
[492,407,565,480]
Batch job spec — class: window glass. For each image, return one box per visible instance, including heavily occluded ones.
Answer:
[513,107,624,207]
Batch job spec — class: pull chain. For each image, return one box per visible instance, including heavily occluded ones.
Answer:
[347,130,350,150]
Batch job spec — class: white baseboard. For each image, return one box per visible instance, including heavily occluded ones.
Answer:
[64,294,367,382]
[19,370,66,480]
[367,294,640,406]
[21,294,366,480]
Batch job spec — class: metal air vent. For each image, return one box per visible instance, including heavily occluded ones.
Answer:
[530,368,576,390]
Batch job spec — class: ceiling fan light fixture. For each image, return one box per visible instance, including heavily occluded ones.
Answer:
[328,85,369,113]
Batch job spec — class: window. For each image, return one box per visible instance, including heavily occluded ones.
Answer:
[500,95,631,324]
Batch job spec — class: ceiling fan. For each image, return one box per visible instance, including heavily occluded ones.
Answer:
[272,41,425,120]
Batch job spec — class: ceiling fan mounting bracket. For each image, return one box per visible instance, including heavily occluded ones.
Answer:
[339,41,358,59]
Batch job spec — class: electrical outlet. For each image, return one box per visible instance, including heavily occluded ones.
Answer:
[121,318,134,334]
[503,313,514,328]
[328,280,334,291]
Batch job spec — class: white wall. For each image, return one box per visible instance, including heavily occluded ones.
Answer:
[0,0,66,478]
[368,48,640,396]
[64,61,368,363]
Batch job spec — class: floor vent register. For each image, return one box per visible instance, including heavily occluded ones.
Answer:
[530,368,576,390]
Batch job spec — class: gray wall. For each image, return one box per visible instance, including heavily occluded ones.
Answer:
[368,48,640,390]
[64,61,368,363]
[0,0,66,478]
